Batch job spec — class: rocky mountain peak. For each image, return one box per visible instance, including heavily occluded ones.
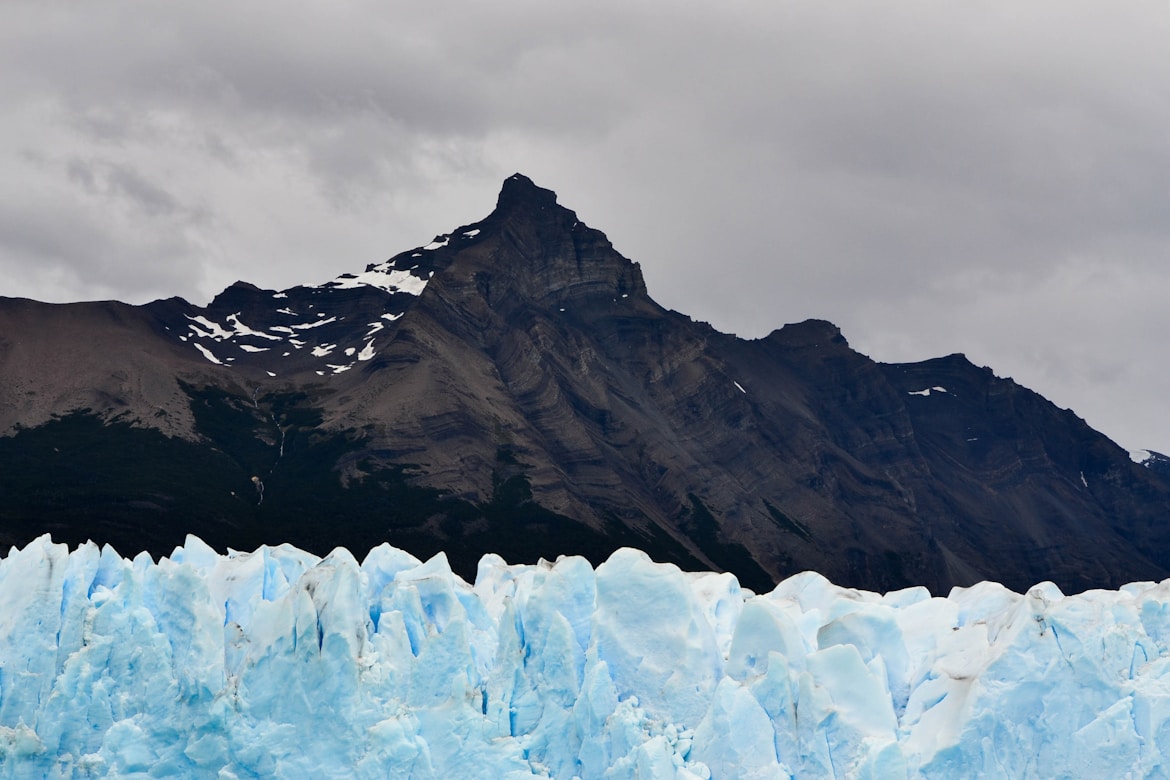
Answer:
[450,175,648,310]
[494,172,561,214]
[482,172,581,238]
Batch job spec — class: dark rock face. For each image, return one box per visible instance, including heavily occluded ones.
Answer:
[1,173,1168,595]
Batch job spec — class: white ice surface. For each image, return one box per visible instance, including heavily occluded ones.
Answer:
[2,538,1169,778]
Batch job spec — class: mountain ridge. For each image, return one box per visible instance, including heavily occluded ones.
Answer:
[1,173,1168,595]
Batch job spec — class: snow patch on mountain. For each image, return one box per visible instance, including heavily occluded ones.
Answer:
[2,537,1169,778]
[192,343,224,365]
[185,315,233,340]
[321,263,429,296]
[289,316,338,330]
[224,313,282,340]
[175,270,423,371]
[171,248,442,371]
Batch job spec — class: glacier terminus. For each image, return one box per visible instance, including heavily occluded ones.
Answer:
[2,536,1170,778]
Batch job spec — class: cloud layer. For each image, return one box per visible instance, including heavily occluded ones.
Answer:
[3,1,1168,452]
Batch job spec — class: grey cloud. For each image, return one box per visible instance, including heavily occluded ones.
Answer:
[67,158,185,218]
[0,196,196,305]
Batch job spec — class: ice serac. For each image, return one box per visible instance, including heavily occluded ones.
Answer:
[3,538,1170,777]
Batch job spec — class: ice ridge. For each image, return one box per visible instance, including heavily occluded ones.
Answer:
[2,535,1170,778]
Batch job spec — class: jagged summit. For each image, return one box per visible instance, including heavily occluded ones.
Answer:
[436,174,649,310]
[494,172,561,213]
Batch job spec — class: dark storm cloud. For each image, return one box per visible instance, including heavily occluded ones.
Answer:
[1,0,1168,451]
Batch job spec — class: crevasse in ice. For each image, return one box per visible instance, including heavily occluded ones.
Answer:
[1,535,1169,778]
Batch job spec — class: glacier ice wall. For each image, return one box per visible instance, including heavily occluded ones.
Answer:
[2,536,1170,778]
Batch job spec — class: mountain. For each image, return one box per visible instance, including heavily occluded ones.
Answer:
[2,174,1168,595]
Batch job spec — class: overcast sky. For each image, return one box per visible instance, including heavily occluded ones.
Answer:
[3,1,1168,454]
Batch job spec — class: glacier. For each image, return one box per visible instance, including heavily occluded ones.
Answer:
[2,537,1170,778]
